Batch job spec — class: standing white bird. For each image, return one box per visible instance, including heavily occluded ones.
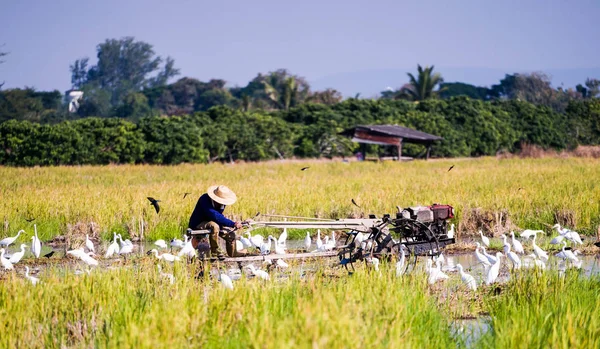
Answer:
[474,242,492,267]
[278,228,288,247]
[427,259,449,285]
[304,232,311,251]
[85,234,95,253]
[276,259,289,269]
[157,264,175,284]
[0,230,23,248]
[170,238,184,249]
[501,235,521,269]
[31,225,42,258]
[527,253,546,270]
[148,249,180,263]
[510,231,525,254]
[105,233,120,258]
[24,266,40,285]
[219,272,234,290]
[555,241,579,263]
[355,232,366,245]
[316,229,323,250]
[370,257,381,273]
[553,224,583,245]
[530,232,549,261]
[246,232,264,249]
[8,244,27,264]
[245,264,270,280]
[479,230,490,247]
[456,264,477,291]
[239,235,252,249]
[447,224,455,238]
[481,246,498,264]
[268,235,286,255]
[0,248,14,270]
[486,253,503,285]
[154,239,168,249]
[396,248,406,277]
[118,235,134,258]
[178,239,197,258]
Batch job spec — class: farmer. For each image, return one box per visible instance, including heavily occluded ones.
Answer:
[188,185,251,259]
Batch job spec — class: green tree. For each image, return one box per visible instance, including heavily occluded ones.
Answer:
[239,70,311,110]
[70,37,179,114]
[439,82,489,100]
[397,65,445,101]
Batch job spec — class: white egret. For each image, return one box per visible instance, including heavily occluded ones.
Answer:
[456,264,477,291]
[245,264,270,280]
[154,239,168,249]
[276,259,289,269]
[259,238,271,255]
[527,253,546,270]
[355,232,366,245]
[219,272,234,290]
[427,259,449,285]
[304,232,311,251]
[555,241,579,263]
[330,231,336,247]
[316,229,323,250]
[396,248,406,277]
[67,248,99,266]
[85,234,95,253]
[268,235,286,255]
[325,235,336,250]
[157,264,175,284]
[553,224,583,245]
[105,233,120,258]
[436,252,445,266]
[246,232,264,249]
[178,239,197,258]
[479,230,490,247]
[239,235,252,249]
[8,244,27,264]
[520,229,545,239]
[170,238,184,249]
[502,235,521,269]
[24,266,39,285]
[235,240,244,252]
[474,242,492,267]
[0,230,23,248]
[510,231,525,254]
[550,235,565,245]
[278,228,288,247]
[530,232,549,261]
[486,253,503,285]
[31,225,42,258]
[0,248,14,270]
[148,249,180,263]
[481,246,498,264]
[447,224,455,239]
[118,235,134,258]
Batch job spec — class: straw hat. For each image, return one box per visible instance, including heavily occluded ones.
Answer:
[207,185,237,205]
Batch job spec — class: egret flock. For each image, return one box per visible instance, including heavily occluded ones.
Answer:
[0,223,594,292]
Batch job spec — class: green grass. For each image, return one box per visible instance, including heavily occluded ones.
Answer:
[0,261,457,348]
[476,270,600,348]
[1,157,599,243]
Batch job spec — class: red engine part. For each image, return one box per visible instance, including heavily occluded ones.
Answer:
[430,204,454,220]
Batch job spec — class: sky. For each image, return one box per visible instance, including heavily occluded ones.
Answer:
[1,0,599,95]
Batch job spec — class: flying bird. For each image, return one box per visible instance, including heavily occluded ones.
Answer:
[351,199,360,208]
[301,167,310,171]
[183,192,191,199]
[25,217,35,222]
[447,165,455,172]
[147,197,161,213]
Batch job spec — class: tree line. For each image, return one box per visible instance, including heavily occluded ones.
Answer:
[0,37,599,166]
[1,97,599,166]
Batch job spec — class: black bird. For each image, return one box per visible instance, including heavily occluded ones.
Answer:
[25,217,35,222]
[447,165,455,172]
[594,241,600,248]
[44,251,55,258]
[147,197,161,214]
[351,198,361,208]
[301,167,310,171]
[183,192,191,199]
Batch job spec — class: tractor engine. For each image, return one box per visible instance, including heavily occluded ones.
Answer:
[396,204,455,239]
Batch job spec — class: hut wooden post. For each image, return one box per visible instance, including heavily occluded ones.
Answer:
[397,138,403,161]
[426,144,432,160]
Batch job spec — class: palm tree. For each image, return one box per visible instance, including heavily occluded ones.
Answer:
[397,65,445,101]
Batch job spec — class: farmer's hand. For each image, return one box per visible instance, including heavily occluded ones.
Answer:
[234,221,243,229]
[242,218,254,226]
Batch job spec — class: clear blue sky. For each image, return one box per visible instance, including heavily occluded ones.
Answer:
[1,0,599,93]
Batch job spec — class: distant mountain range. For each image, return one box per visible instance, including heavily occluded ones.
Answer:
[310,67,600,98]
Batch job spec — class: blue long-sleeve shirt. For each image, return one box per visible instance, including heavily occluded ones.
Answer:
[188,193,235,229]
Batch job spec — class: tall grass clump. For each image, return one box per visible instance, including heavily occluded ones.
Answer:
[0,262,457,348]
[476,270,600,348]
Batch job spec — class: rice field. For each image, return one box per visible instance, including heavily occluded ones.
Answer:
[1,157,599,242]
[1,157,600,348]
